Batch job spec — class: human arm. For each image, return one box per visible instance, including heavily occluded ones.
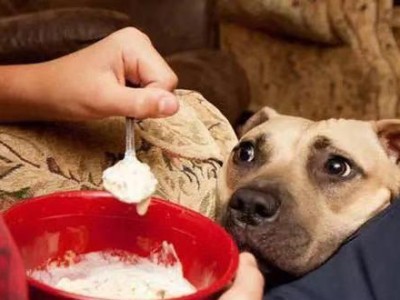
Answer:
[0,27,178,122]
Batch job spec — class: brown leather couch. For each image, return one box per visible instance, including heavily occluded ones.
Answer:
[0,0,250,126]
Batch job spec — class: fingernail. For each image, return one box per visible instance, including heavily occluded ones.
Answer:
[158,95,177,115]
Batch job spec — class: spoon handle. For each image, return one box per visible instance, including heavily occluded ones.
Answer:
[125,117,136,157]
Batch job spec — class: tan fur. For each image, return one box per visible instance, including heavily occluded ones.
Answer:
[218,107,400,275]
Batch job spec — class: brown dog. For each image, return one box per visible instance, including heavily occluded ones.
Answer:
[218,107,400,285]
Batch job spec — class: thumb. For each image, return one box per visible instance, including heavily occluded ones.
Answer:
[219,253,265,300]
[111,86,179,119]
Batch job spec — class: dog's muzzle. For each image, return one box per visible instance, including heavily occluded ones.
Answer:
[228,187,281,226]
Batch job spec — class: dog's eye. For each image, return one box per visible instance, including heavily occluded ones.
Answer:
[324,156,352,177]
[234,141,255,164]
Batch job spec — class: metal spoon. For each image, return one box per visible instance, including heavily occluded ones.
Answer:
[124,117,155,215]
[125,117,136,158]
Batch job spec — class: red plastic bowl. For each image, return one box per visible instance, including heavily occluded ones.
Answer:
[3,191,238,300]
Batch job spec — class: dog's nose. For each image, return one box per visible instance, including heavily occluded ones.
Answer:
[229,188,281,225]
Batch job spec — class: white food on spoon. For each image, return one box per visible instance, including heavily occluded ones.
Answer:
[102,155,157,214]
[102,118,157,215]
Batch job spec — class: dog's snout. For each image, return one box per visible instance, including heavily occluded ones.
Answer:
[229,188,281,225]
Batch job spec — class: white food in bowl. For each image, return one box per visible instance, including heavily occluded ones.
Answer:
[29,242,196,300]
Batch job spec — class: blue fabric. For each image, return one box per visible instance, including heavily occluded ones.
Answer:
[266,199,400,300]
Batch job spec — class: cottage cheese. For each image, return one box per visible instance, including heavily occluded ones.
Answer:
[102,155,157,215]
[29,242,196,300]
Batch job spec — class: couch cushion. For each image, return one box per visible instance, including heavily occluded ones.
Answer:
[0,90,237,220]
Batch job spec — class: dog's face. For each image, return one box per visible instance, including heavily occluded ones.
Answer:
[219,107,400,277]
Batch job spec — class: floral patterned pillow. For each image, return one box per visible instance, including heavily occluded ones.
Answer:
[0,90,237,219]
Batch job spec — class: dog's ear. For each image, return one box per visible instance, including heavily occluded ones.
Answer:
[374,119,400,163]
[239,107,279,137]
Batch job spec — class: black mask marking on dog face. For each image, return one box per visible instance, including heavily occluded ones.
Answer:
[232,134,271,168]
[307,136,365,186]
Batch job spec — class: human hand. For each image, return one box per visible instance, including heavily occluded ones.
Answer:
[219,252,265,300]
[0,27,179,121]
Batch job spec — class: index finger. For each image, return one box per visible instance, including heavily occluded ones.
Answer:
[116,28,178,90]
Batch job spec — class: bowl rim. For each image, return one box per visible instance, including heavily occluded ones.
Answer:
[4,190,239,300]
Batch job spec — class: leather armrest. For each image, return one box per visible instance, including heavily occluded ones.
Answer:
[10,0,217,55]
[0,7,131,64]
